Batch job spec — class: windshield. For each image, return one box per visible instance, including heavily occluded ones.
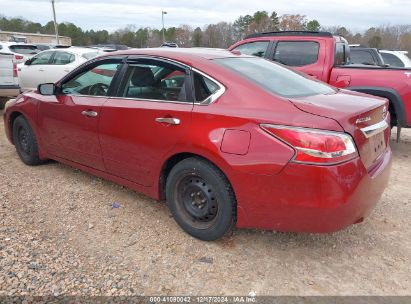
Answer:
[214,57,335,98]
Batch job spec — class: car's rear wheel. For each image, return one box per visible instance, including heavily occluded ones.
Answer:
[12,116,44,166]
[166,157,236,241]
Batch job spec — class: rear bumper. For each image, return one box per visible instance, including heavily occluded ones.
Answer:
[235,147,392,232]
[0,85,20,97]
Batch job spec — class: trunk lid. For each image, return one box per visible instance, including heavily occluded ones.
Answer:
[289,90,390,170]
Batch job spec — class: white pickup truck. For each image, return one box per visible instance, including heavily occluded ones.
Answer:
[0,52,19,109]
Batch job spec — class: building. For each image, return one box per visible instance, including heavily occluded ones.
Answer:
[0,31,71,45]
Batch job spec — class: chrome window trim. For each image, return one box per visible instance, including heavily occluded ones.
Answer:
[107,95,194,105]
[191,67,226,105]
[360,120,389,138]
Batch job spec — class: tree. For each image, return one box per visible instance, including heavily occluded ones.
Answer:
[175,24,192,47]
[192,27,203,47]
[306,20,321,32]
[270,12,280,31]
[135,28,149,48]
[233,14,253,40]
[279,14,307,31]
[368,35,382,48]
[248,11,272,33]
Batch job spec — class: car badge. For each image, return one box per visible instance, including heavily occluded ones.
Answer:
[356,116,371,124]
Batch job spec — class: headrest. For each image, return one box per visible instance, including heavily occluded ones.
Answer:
[131,66,155,86]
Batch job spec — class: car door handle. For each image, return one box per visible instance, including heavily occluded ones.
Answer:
[38,68,45,72]
[81,110,98,118]
[64,69,70,72]
[155,117,180,125]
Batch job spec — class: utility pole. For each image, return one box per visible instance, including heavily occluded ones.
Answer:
[162,11,167,43]
[51,0,60,45]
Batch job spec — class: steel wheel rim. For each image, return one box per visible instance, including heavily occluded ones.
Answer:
[17,126,30,155]
[175,174,219,229]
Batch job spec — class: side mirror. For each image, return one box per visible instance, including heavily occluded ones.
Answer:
[24,59,32,66]
[38,83,55,96]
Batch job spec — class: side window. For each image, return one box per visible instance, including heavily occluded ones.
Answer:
[350,50,377,65]
[335,43,349,66]
[30,51,54,65]
[233,41,269,57]
[380,53,405,67]
[61,62,120,96]
[273,41,319,66]
[193,72,219,102]
[119,62,188,102]
[52,52,75,65]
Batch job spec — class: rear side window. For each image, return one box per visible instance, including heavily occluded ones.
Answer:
[380,53,405,68]
[52,52,75,65]
[233,41,269,57]
[30,51,54,65]
[119,62,188,102]
[273,41,319,66]
[193,72,219,102]
[350,50,377,65]
[9,45,38,55]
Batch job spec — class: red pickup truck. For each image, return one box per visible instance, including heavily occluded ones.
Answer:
[229,31,411,138]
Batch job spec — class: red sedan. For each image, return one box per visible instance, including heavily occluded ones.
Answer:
[3,48,392,241]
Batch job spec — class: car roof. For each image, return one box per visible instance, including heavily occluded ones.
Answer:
[102,47,252,65]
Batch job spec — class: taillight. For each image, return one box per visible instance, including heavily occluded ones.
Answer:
[261,124,358,165]
[13,63,18,77]
[14,55,24,61]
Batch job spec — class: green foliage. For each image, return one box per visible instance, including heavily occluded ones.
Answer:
[306,20,321,32]
[368,35,382,48]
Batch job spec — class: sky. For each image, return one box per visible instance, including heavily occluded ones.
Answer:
[0,0,410,32]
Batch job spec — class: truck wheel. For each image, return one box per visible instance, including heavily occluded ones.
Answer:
[166,157,236,241]
[12,116,44,166]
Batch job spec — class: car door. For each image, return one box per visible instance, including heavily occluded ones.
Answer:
[98,57,193,186]
[18,51,55,90]
[37,58,123,171]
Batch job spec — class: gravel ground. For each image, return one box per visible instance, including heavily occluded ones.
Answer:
[0,111,410,296]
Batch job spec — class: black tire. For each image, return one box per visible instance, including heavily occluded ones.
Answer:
[12,116,44,166]
[166,157,236,241]
[0,97,7,110]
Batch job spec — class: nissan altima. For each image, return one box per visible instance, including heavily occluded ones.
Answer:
[3,48,392,240]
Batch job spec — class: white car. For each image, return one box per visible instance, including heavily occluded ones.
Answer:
[379,50,411,68]
[18,47,103,91]
[0,42,39,64]
[0,52,19,108]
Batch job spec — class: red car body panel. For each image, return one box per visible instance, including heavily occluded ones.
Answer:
[3,48,392,233]
[229,34,411,127]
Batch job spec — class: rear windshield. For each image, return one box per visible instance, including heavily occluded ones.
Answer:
[214,57,335,98]
[9,45,38,55]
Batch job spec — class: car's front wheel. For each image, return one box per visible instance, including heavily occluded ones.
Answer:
[166,157,236,241]
[12,116,44,166]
